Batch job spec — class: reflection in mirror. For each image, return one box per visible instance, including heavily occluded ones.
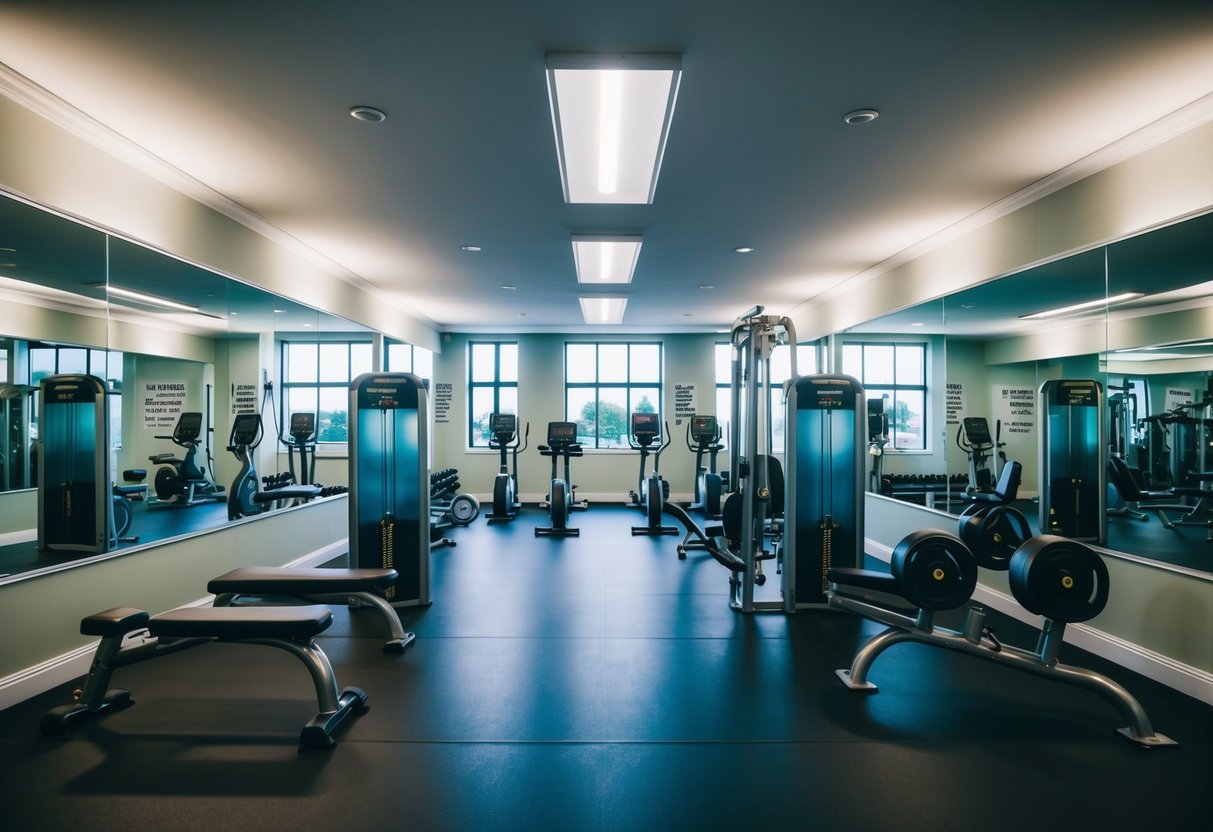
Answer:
[851,209,1213,576]
[0,188,386,584]
[840,298,946,506]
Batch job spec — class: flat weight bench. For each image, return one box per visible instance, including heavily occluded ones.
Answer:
[41,605,368,749]
[207,567,415,653]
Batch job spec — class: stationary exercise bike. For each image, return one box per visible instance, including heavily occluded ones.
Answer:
[628,413,677,536]
[487,413,528,523]
[956,416,999,495]
[535,421,586,537]
[147,411,225,506]
[686,414,727,518]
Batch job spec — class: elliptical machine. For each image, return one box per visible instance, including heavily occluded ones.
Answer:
[147,411,225,506]
[282,412,318,486]
[686,414,727,518]
[535,421,586,538]
[629,413,677,536]
[487,413,528,523]
[227,412,264,520]
[956,416,998,494]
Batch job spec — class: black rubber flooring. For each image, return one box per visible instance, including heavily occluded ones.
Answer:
[1,504,1210,831]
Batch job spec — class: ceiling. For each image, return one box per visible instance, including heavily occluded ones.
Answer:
[1,1,1212,335]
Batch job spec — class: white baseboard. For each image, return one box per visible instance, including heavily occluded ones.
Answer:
[863,537,1213,706]
[0,538,352,711]
[0,528,36,548]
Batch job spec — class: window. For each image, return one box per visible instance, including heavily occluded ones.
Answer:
[385,340,433,380]
[565,342,661,448]
[281,340,374,443]
[468,342,517,447]
[841,342,927,450]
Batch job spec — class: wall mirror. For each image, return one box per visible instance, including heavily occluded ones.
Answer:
[0,191,377,583]
[846,208,1213,576]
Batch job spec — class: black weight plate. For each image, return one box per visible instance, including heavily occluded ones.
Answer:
[891,529,977,611]
[1008,535,1110,623]
[959,504,1032,572]
[958,503,989,521]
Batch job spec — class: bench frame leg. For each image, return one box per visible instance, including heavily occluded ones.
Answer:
[42,630,367,748]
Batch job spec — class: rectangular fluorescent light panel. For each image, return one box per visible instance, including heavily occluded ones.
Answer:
[579,296,628,325]
[572,236,643,284]
[1019,291,1144,320]
[547,54,681,204]
[105,284,200,312]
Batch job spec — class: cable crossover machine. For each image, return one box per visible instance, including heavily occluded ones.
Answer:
[713,306,865,613]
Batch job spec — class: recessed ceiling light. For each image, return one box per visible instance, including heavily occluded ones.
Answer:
[579,296,628,325]
[572,235,643,283]
[734,247,754,254]
[0,247,15,253]
[461,245,482,252]
[843,108,879,125]
[698,284,714,290]
[960,303,977,309]
[546,53,682,204]
[910,322,924,327]
[500,284,516,290]
[349,106,387,123]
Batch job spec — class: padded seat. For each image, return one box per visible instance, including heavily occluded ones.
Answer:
[827,567,898,595]
[147,604,332,640]
[208,567,398,595]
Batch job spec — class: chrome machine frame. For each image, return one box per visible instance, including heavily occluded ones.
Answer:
[728,306,796,613]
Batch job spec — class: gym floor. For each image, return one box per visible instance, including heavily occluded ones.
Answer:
[1,504,1209,831]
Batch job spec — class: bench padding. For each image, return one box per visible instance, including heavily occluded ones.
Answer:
[828,567,899,596]
[147,605,333,640]
[208,567,398,595]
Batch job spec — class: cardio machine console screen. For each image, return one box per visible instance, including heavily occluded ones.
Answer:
[548,421,577,445]
[231,413,261,443]
[174,411,204,440]
[492,413,517,434]
[631,412,658,434]
[962,417,992,445]
[290,412,316,440]
[690,415,717,440]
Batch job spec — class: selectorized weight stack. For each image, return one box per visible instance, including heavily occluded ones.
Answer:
[1039,379,1105,544]
[785,374,866,609]
[38,374,110,554]
[349,373,430,607]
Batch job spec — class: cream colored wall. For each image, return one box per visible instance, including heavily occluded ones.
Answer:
[0,94,438,352]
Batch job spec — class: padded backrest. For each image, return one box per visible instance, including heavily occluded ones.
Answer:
[764,455,785,520]
[996,460,1022,501]
[1106,455,1142,501]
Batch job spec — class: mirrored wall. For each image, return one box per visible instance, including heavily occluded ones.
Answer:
[846,209,1213,575]
[0,191,382,582]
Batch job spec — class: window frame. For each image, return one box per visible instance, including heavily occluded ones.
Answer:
[467,341,518,448]
[279,338,374,445]
[842,340,929,451]
[564,341,663,450]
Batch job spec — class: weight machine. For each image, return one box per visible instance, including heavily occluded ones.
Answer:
[349,373,430,607]
[1039,379,1105,544]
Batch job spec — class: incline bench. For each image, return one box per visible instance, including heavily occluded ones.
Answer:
[41,605,368,749]
[207,567,415,652]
